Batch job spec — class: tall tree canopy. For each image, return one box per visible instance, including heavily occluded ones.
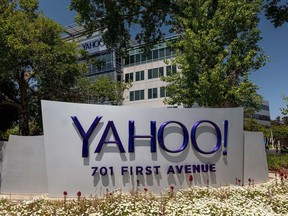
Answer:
[163,0,266,108]
[71,0,266,110]
[265,0,288,27]
[70,0,180,50]
[0,0,87,135]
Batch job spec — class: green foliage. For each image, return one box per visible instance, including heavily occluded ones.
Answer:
[265,0,288,28]
[73,76,131,105]
[271,125,288,139]
[244,118,269,135]
[0,0,87,135]
[70,0,178,51]
[282,116,288,125]
[163,0,265,110]
[0,125,19,141]
[71,0,266,110]
[281,95,288,115]
[267,154,288,171]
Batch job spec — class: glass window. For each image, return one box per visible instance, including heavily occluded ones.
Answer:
[148,89,152,99]
[106,62,112,70]
[135,90,140,100]
[172,65,177,73]
[153,49,158,60]
[159,48,165,58]
[148,67,164,79]
[166,47,172,57]
[166,65,177,76]
[153,68,158,78]
[160,86,166,97]
[135,70,144,81]
[159,67,164,76]
[106,53,112,62]
[146,51,152,61]
[153,88,157,98]
[166,65,171,76]
[148,88,158,99]
[129,55,135,64]
[135,54,140,64]
[141,53,146,62]
[124,56,129,65]
[135,90,144,100]
[125,74,129,82]
[130,91,134,101]
[117,74,121,82]
[148,69,152,79]
[125,72,133,82]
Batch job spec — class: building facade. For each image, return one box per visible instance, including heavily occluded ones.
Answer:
[64,25,271,126]
[246,100,271,127]
[122,38,177,107]
[63,23,123,82]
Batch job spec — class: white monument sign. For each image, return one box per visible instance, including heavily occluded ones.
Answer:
[41,100,244,197]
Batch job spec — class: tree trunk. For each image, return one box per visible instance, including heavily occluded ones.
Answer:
[19,72,30,136]
[19,107,29,135]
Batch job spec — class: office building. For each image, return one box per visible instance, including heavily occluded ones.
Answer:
[64,25,271,126]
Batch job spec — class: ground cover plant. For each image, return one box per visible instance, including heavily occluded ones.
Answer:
[267,154,288,172]
[1,176,288,216]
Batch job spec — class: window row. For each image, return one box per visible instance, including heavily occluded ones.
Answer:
[251,114,271,121]
[88,52,114,74]
[261,104,270,111]
[124,65,177,83]
[124,47,176,67]
[129,87,166,101]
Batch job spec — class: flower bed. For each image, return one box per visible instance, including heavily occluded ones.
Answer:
[1,178,288,215]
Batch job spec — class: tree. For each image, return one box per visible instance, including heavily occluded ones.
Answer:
[70,0,179,51]
[281,96,288,115]
[0,105,18,133]
[71,0,266,111]
[272,125,288,140]
[73,76,131,105]
[282,116,288,125]
[265,0,288,27]
[163,1,265,109]
[0,0,87,135]
[272,116,282,126]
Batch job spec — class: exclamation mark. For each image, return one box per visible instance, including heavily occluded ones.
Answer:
[223,120,228,156]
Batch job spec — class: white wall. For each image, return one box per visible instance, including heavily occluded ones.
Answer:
[0,140,7,192]
[243,131,269,185]
[0,105,269,197]
[1,135,48,194]
[42,100,244,197]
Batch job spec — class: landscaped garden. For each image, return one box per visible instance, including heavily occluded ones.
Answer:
[0,176,288,215]
[0,154,287,215]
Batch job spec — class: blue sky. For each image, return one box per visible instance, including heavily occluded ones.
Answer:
[38,0,288,120]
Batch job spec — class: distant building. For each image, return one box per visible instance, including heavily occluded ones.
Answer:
[245,100,271,127]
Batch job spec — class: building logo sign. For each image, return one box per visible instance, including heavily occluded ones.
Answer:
[71,116,229,157]
[41,100,244,197]
[81,39,105,50]
[80,37,106,54]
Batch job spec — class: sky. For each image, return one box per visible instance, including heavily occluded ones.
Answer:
[38,0,288,120]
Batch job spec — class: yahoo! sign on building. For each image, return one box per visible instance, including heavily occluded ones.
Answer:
[42,100,244,197]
